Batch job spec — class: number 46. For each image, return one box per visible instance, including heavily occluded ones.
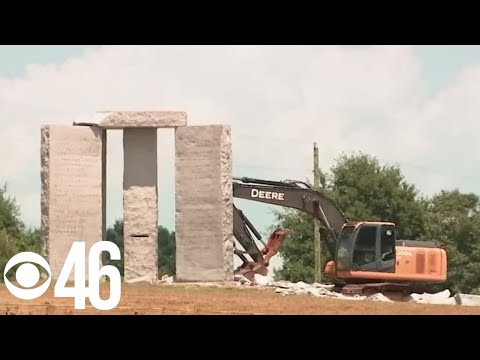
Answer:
[54,241,121,311]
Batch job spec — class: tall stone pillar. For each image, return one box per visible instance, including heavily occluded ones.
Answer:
[41,125,105,280]
[175,125,234,282]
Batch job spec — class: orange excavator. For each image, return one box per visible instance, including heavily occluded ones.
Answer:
[232,177,447,296]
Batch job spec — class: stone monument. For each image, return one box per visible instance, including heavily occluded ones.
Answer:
[41,111,234,282]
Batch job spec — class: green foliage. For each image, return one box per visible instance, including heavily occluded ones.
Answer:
[0,228,20,280]
[271,210,313,282]
[105,219,124,275]
[158,227,176,277]
[423,190,480,294]
[0,183,42,281]
[104,219,176,278]
[327,152,426,239]
[19,228,42,254]
[0,184,25,240]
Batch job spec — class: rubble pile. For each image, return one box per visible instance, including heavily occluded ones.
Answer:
[234,274,480,306]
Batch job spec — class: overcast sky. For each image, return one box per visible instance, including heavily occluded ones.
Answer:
[1,45,480,270]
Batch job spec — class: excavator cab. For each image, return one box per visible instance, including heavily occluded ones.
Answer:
[326,219,448,289]
[334,222,396,273]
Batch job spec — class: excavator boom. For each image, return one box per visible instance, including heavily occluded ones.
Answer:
[232,177,348,277]
[233,177,346,256]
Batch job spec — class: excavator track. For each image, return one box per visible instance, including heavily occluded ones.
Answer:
[341,283,412,299]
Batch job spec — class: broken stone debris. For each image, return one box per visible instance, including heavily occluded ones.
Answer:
[234,274,476,306]
[125,274,159,284]
[408,289,455,305]
[454,293,480,306]
[267,278,374,301]
[159,274,174,284]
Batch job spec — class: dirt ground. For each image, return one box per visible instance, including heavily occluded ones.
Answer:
[1,282,479,315]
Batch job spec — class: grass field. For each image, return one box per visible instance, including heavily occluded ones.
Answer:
[1,282,480,315]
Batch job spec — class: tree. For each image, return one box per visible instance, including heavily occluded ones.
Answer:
[104,219,124,275]
[0,228,20,280]
[0,183,42,281]
[423,190,480,294]
[158,227,175,277]
[104,219,176,278]
[327,152,426,239]
[0,184,25,241]
[273,152,427,282]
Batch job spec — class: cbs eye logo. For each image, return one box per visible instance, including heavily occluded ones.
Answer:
[3,252,52,300]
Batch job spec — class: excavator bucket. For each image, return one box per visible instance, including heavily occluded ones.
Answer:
[262,228,291,266]
[235,228,291,281]
[235,262,269,281]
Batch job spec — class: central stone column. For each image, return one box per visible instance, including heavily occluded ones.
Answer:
[123,128,158,282]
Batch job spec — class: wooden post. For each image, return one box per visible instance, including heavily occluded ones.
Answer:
[313,142,322,283]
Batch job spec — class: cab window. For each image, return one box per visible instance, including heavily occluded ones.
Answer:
[352,225,377,267]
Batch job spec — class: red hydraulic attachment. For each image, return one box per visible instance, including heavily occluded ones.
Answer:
[235,228,291,281]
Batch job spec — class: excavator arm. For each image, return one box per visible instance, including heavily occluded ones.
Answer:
[232,176,348,278]
[233,204,291,277]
